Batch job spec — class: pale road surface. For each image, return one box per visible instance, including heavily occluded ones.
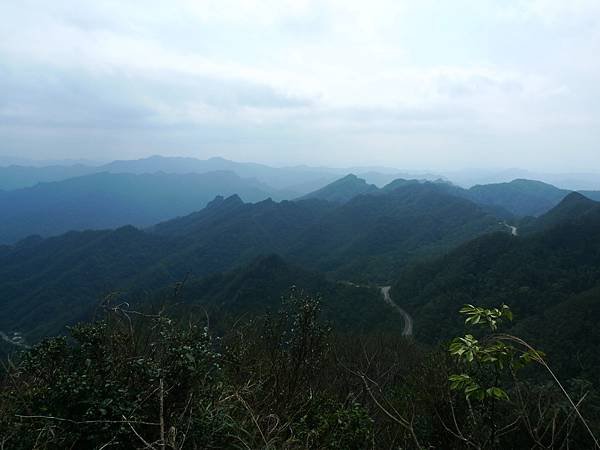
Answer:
[380,286,413,337]
[0,330,30,349]
[503,222,518,236]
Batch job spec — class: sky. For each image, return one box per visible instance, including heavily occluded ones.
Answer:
[1,0,599,171]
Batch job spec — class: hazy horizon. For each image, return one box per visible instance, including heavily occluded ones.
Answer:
[2,152,600,178]
[1,1,599,171]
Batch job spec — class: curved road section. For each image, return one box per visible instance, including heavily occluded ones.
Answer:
[0,331,30,349]
[502,222,518,236]
[380,286,413,337]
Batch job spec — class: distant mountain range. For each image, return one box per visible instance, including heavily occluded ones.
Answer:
[0,171,290,244]
[300,173,600,217]
[4,154,600,191]
[0,155,392,192]
[1,162,599,246]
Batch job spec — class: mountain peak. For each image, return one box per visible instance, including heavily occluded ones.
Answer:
[299,173,378,203]
[206,194,244,209]
[381,178,416,192]
[561,191,595,204]
[533,191,599,231]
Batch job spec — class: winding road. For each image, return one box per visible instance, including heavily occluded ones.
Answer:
[503,222,518,236]
[380,286,413,337]
[0,331,30,349]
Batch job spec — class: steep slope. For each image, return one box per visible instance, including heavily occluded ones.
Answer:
[513,285,600,380]
[299,174,378,203]
[392,195,600,377]
[0,226,172,338]
[0,171,286,244]
[528,191,600,232]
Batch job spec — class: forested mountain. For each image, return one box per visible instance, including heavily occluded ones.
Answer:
[392,193,600,379]
[0,171,288,244]
[0,182,504,339]
[327,175,600,218]
[299,173,378,203]
[151,182,503,281]
[151,254,402,333]
[0,225,169,338]
[526,191,600,232]
[467,179,570,216]
[467,179,600,217]
[290,182,503,280]
[306,175,600,218]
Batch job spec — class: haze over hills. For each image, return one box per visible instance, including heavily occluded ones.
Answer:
[3,154,600,193]
[0,155,363,192]
[0,171,291,244]
[466,179,573,217]
[8,166,599,245]
[444,168,600,191]
[302,173,600,217]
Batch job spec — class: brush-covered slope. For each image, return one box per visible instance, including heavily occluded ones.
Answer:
[0,171,287,244]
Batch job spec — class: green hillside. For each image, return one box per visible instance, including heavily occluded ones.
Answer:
[0,183,504,340]
[392,194,600,379]
[151,254,403,333]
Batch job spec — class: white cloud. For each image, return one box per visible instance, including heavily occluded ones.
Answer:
[0,0,599,170]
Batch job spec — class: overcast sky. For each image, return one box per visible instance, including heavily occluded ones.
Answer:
[1,0,599,170]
